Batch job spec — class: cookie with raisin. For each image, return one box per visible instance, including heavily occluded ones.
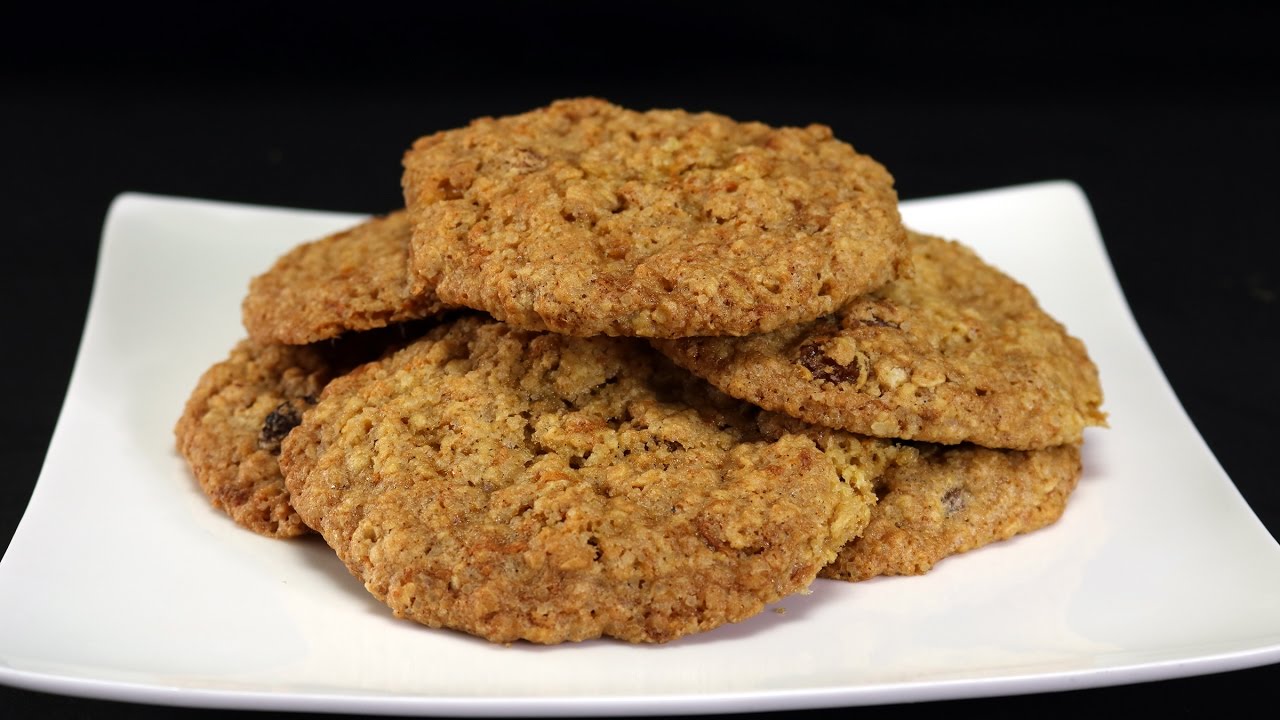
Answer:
[174,339,332,538]
[175,325,433,537]
[655,231,1106,449]
[822,443,1082,581]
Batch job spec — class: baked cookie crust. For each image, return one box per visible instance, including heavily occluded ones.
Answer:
[822,443,1082,581]
[175,326,438,537]
[280,317,880,643]
[174,339,334,538]
[242,211,447,345]
[401,98,908,338]
[655,231,1106,449]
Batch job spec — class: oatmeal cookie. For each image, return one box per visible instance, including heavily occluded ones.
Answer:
[174,339,333,538]
[242,210,447,345]
[174,326,434,537]
[822,443,1082,581]
[655,231,1106,449]
[401,98,908,338]
[280,317,881,644]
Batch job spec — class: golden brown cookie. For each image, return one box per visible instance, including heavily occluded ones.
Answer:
[174,339,333,538]
[280,317,881,644]
[242,210,447,345]
[174,326,434,538]
[822,443,1082,581]
[401,97,908,338]
[655,231,1106,449]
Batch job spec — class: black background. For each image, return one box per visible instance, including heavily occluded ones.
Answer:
[3,3,1278,717]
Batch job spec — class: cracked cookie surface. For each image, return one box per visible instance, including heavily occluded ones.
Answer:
[655,231,1106,449]
[401,98,908,338]
[280,316,879,644]
[242,210,447,345]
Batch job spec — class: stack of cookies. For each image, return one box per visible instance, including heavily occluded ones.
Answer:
[175,98,1105,645]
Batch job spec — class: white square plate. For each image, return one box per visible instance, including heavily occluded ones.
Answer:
[3,182,1278,715]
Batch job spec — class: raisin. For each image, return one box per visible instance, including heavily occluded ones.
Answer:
[797,340,867,385]
[258,402,303,452]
